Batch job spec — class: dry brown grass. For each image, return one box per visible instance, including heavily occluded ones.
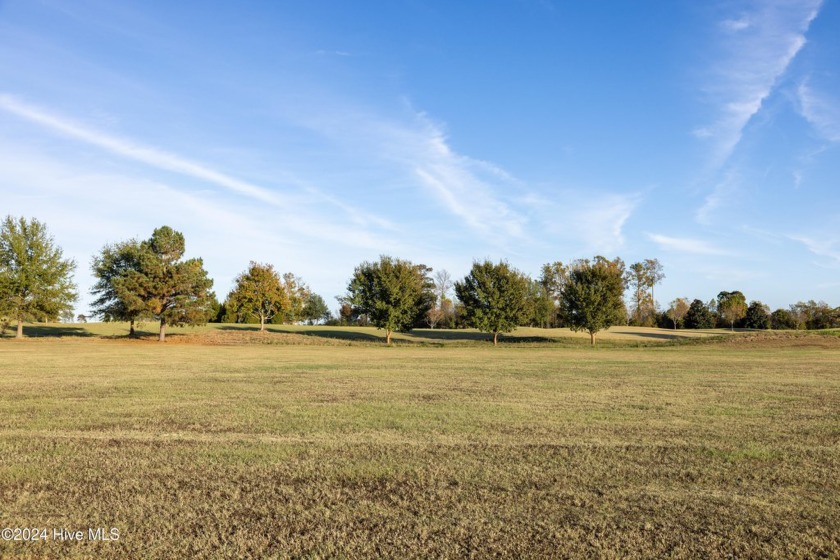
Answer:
[0,331,838,558]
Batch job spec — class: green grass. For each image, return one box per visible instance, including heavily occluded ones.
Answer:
[0,329,838,558]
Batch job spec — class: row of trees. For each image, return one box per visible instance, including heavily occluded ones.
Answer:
[341,255,627,345]
[2,216,838,342]
[0,218,329,340]
[664,296,840,331]
[90,229,330,340]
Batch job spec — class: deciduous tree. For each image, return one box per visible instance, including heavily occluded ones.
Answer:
[560,256,626,346]
[226,262,288,331]
[302,293,330,325]
[426,269,453,329]
[717,291,747,331]
[626,259,665,326]
[684,299,715,329]
[90,239,147,335]
[539,261,567,327]
[743,301,770,330]
[455,260,529,345]
[770,308,796,330]
[667,297,690,330]
[0,216,77,338]
[344,256,433,344]
[278,273,310,324]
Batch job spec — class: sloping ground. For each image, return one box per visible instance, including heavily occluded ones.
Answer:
[699,329,840,349]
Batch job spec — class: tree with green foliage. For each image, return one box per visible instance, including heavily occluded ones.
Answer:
[791,300,840,330]
[626,262,653,326]
[684,299,715,329]
[226,262,288,331]
[626,259,665,326]
[560,256,627,346]
[426,269,454,329]
[644,258,665,310]
[272,273,311,324]
[523,278,555,328]
[344,255,433,344]
[666,297,690,330]
[302,292,330,325]
[116,226,214,342]
[717,291,747,331]
[90,238,147,336]
[455,259,529,345]
[0,216,77,338]
[770,308,796,330]
[743,300,770,330]
[539,261,567,327]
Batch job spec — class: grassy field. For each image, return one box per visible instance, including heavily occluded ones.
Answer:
[0,325,838,558]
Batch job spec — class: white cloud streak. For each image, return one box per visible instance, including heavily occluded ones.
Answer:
[787,234,840,265]
[696,169,741,226]
[697,0,822,167]
[284,104,530,243]
[647,233,733,256]
[0,93,286,206]
[797,80,840,142]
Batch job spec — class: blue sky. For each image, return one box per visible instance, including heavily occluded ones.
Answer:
[1,0,838,315]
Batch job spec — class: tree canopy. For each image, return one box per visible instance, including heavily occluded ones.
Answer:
[302,293,330,325]
[344,255,433,344]
[0,216,77,338]
[717,291,747,331]
[455,260,529,345]
[743,301,770,330]
[226,262,288,331]
[684,299,715,329]
[560,256,626,346]
[666,297,690,330]
[114,226,214,341]
[90,238,147,335]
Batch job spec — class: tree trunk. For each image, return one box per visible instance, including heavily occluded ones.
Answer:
[16,319,23,339]
[129,319,135,337]
[386,330,392,345]
[260,315,265,332]
[589,332,595,346]
[159,319,166,342]
[493,332,498,346]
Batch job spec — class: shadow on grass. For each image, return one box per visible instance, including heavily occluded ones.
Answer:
[609,330,684,341]
[100,330,168,340]
[407,329,490,342]
[219,325,390,344]
[9,325,95,338]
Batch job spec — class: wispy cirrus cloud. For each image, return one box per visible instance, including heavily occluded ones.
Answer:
[696,169,741,226]
[0,92,403,242]
[647,233,733,256]
[0,93,287,206]
[282,102,530,244]
[521,191,640,255]
[796,80,840,142]
[695,0,822,166]
[787,234,840,265]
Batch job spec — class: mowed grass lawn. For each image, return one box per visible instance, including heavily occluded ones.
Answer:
[0,327,838,558]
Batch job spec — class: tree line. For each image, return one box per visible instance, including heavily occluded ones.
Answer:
[1,216,838,342]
